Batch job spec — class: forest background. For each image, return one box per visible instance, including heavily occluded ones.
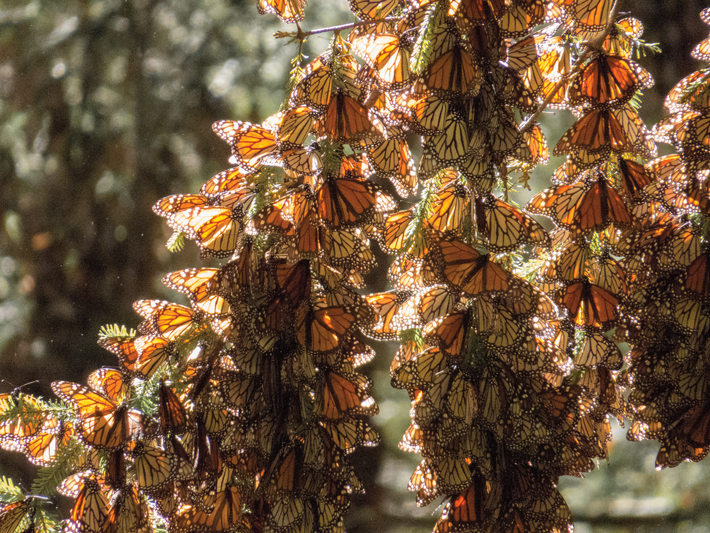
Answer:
[1,0,710,530]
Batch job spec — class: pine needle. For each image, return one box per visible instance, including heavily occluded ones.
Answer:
[0,476,24,501]
[167,230,186,252]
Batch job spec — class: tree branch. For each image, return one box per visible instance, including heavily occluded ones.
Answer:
[274,17,396,41]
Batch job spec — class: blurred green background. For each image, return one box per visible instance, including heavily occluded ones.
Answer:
[2,0,710,530]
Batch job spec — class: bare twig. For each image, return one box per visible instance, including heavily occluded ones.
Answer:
[519,0,623,132]
[274,17,396,40]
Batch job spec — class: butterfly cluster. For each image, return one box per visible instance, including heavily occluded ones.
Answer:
[2,1,710,533]
[614,8,710,469]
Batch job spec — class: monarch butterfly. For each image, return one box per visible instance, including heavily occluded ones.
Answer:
[652,110,697,147]
[437,237,509,295]
[541,76,571,109]
[588,251,627,295]
[675,399,710,447]
[290,55,334,110]
[461,147,495,193]
[538,34,573,80]
[674,296,709,336]
[528,172,632,234]
[686,253,710,298]
[427,180,468,234]
[398,285,458,328]
[270,259,311,309]
[617,104,657,158]
[349,0,400,20]
[264,447,305,496]
[479,299,521,350]
[23,420,74,466]
[340,336,376,369]
[316,175,378,227]
[692,35,710,63]
[289,208,325,258]
[163,268,231,317]
[102,484,151,533]
[152,194,212,218]
[659,174,710,215]
[58,471,98,499]
[67,477,109,533]
[678,370,706,403]
[553,108,635,166]
[52,381,142,450]
[382,209,433,259]
[389,339,417,381]
[104,448,126,490]
[364,291,411,340]
[424,45,481,95]
[263,495,307,532]
[131,335,174,378]
[498,0,545,38]
[618,157,652,198]
[594,17,637,58]
[414,368,455,427]
[475,194,550,252]
[397,91,450,135]
[394,346,448,389]
[516,123,550,165]
[490,109,525,157]
[449,0,506,23]
[436,474,486,530]
[190,414,224,481]
[562,277,619,329]
[296,303,358,353]
[159,382,188,435]
[133,300,200,342]
[319,418,379,453]
[316,90,374,143]
[212,121,281,170]
[219,373,264,419]
[0,393,54,444]
[169,205,243,258]
[366,136,417,197]
[656,433,708,469]
[538,385,581,428]
[423,308,472,358]
[251,197,295,240]
[433,453,473,493]
[129,441,179,492]
[200,167,252,196]
[350,29,411,89]
[97,336,141,376]
[685,110,710,150]
[266,105,316,148]
[399,418,425,454]
[316,371,375,419]
[282,145,323,175]
[0,499,32,533]
[408,459,439,507]
[257,0,306,23]
[86,368,129,403]
[568,54,649,108]
[548,240,589,283]
[323,230,376,281]
[388,254,438,291]
[421,112,470,168]
[571,0,613,32]
[665,70,710,113]
[645,153,686,189]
